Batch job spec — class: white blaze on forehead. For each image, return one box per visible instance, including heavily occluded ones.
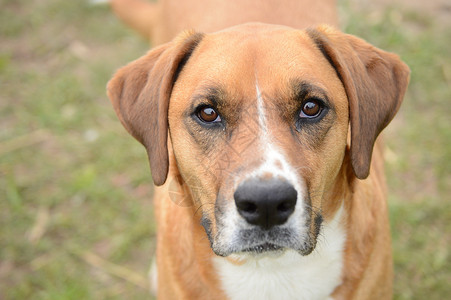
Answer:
[256,82,267,131]
[252,81,303,193]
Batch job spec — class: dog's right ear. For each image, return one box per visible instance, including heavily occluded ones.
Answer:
[307,25,410,180]
[107,31,204,186]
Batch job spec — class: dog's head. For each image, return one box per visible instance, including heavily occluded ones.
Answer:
[108,23,409,257]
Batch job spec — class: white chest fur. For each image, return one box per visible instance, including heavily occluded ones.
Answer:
[213,207,346,300]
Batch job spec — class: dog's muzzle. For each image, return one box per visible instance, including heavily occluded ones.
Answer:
[207,176,315,257]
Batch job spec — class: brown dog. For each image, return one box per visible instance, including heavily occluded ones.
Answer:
[108,1,409,299]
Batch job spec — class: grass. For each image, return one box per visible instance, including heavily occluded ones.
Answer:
[342,2,451,299]
[1,0,450,299]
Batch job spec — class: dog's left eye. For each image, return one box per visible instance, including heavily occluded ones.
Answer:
[197,106,222,123]
[299,99,322,118]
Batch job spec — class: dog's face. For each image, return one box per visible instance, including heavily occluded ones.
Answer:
[107,23,409,257]
[169,25,349,256]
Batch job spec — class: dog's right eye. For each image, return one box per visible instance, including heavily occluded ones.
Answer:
[197,106,222,123]
[300,99,322,118]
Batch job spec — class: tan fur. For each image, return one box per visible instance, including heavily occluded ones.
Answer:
[108,1,409,299]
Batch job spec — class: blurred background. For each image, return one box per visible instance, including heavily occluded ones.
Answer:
[0,0,450,299]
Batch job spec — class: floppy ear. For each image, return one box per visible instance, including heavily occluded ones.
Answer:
[307,25,410,179]
[107,31,204,186]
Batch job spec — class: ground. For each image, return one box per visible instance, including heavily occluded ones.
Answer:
[0,0,450,299]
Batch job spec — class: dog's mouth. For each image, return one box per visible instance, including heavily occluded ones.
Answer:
[209,225,315,257]
[243,242,284,254]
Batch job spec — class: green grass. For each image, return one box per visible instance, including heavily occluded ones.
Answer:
[1,0,450,299]
[341,2,451,299]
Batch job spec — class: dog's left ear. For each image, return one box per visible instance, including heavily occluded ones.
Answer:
[107,31,204,186]
[307,25,410,179]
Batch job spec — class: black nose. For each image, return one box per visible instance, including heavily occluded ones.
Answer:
[234,178,297,230]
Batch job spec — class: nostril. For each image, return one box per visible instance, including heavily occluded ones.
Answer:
[277,201,295,213]
[239,201,258,214]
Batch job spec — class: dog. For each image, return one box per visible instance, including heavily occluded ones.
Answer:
[107,0,410,299]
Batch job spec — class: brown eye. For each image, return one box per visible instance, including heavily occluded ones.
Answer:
[198,106,221,123]
[300,100,321,118]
